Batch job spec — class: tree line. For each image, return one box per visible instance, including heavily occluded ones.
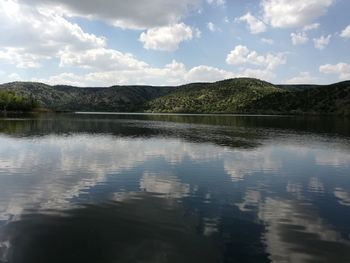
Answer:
[0,91,38,112]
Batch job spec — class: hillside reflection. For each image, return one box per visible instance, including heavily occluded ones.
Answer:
[0,114,265,149]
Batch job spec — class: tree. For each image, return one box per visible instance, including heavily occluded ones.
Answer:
[0,91,38,112]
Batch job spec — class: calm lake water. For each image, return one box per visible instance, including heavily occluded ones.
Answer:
[0,113,350,263]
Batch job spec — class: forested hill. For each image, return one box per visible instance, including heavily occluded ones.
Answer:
[0,78,349,115]
[145,79,350,115]
[0,82,176,112]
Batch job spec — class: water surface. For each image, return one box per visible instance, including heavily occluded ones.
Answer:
[0,113,350,263]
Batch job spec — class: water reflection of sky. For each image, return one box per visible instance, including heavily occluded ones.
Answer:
[0,115,350,262]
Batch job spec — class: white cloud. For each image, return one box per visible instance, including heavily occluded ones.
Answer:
[290,32,309,45]
[207,22,219,32]
[0,0,105,68]
[93,62,232,85]
[285,72,317,84]
[262,0,334,28]
[226,45,286,70]
[0,1,105,52]
[303,23,320,31]
[36,60,236,86]
[33,57,279,87]
[319,62,350,80]
[84,61,187,86]
[340,25,350,38]
[32,73,86,86]
[21,0,201,29]
[261,38,274,45]
[239,13,267,34]
[185,65,234,82]
[59,48,148,70]
[8,73,22,81]
[0,0,286,86]
[0,48,43,68]
[139,23,194,51]
[206,0,225,6]
[239,68,275,81]
[226,45,250,65]
[313,35,331,50]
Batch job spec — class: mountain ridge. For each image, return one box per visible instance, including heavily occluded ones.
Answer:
[0,78,349,115]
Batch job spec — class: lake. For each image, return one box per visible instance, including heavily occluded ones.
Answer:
[0,113,350,263]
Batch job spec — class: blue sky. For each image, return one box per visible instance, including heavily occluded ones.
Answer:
[0,0,349,86]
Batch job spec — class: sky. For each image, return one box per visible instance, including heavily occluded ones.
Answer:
[0,0,349,86]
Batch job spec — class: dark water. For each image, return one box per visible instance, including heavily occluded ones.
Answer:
[0,113,350,263]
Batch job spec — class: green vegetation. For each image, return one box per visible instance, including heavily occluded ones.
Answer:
[1,78,349,115]
[0,82,174,112]
[244,81,350,115]
[0,90,38,112]
[145,78,283,113]
[146,79,350,116]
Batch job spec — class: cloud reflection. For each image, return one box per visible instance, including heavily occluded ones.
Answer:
[334,188,350,206]
[140,172,190,198]
[258,198,350,262]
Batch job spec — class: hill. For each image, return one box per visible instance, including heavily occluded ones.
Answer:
[0,82,175,112]
[245,81,350,115]
[146,79,350,115]
[0,78,349,115]
[145,78,282,113]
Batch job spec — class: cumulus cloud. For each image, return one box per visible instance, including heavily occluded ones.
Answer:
[59,48,148,70]
[319,63,350,80]
[0,0,290,86]
[206,0,225,6]
[261,38,274,45]
[226,45,250,65]
[239,13,267,34]
[0,48,43,68]
[262,0,334,28]
[20,0,200,29]
[290,32,309,45]
[0,0,202,84]
[303,23,320,31]
[139,23,194,51]
[226,45,286,70]
[340,25,350,38]
[0,0,105,68]
[33,59,279,87]
[313,35,331,50]
[285,72,317,84]
[90,63,233,85]
[239,68,275,81]
[32,73,87,87]
[185,65,234,82]
[207,22,219,32]
[81,60,187,86]
[8,73,22,81]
